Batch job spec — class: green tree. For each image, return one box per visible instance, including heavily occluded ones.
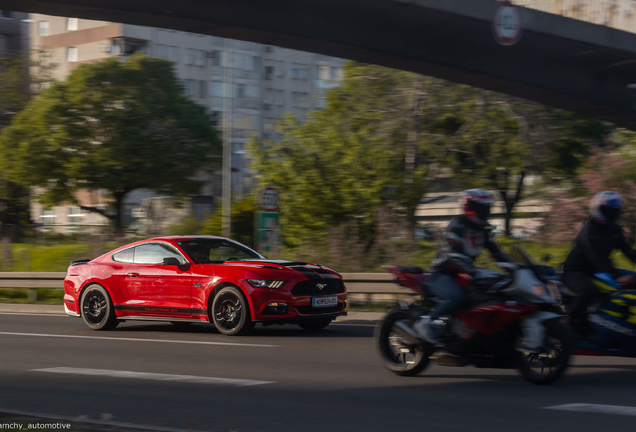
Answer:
[202,195,257,248]
[0,53,221,233]
[430,91,608,235]
[250,61,608,243]
[249,62,449,245]
[0,51,56,235]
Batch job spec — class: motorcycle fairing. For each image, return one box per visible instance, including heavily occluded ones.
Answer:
[384,266,429,295]
[593,272,621,294]
[457,303,537,335]
[517,311,562,353]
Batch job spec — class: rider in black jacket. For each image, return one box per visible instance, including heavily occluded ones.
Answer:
[562,191,636,337]
[415,189,510,343]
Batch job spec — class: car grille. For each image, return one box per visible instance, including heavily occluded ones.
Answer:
[296,305,342,315]
[291,279,345,296]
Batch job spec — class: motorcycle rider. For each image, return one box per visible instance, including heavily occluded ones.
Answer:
[561,191,636,339]
[415,188,511,343]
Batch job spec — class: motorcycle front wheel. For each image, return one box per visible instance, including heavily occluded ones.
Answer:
[515,318,571,385]
[375,308,431,376]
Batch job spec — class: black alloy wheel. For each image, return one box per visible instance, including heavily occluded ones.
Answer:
[375,308,431,376]
[515,318,571,384]
[212,286,254,336]
[80,284,118,331]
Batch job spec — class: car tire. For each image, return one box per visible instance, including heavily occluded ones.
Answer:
[298,319,332,331]
[80,284,119,331]
[211,286,254,336]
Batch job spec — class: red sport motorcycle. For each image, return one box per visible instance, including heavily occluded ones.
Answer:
[375,248,571,384]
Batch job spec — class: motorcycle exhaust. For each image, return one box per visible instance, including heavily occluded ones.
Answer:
[391,320,424,345]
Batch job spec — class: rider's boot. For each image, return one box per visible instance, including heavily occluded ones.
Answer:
[414,316,444,344]
[571,317,597,343]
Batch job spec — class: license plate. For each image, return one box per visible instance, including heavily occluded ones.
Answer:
[312,296,338,308]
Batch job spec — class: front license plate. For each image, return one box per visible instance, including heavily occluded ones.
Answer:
[312,296,338,308]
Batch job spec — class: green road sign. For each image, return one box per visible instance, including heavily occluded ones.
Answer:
[255,212,281,253]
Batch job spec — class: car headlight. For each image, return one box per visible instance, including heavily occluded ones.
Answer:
[247,279,285,289]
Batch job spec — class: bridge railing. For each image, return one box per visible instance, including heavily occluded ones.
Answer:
[0,272,416,303]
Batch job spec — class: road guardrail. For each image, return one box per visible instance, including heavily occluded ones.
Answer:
[0,272,414,302]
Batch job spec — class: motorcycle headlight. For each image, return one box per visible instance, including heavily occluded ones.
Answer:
[247,279,285,289]
[547,282,562,302]
[532,285,548,296]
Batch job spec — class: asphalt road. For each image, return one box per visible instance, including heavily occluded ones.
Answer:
[2,312,636,432]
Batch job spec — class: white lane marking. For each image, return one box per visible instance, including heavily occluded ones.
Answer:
[0,331,277,348]
[0,407,212,432]
[331,323,377,327]
[32,367,274,387]
[0,312,66,317]
[545,403,636,416]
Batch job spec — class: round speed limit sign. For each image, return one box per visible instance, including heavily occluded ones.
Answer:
[258,187,280,211]
[492,1,523,46]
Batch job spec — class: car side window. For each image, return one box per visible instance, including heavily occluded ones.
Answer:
[133,243,185,265]
[209,243,254,262]
[112,248,134,263]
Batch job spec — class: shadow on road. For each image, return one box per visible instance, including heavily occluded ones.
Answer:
[112,321,375,338]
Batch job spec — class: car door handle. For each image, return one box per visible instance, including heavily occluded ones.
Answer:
[127,273,140,278]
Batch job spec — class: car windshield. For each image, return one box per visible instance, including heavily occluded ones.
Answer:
[176,238,265,264]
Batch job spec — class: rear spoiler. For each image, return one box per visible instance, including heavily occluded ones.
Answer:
[70,259,91,266]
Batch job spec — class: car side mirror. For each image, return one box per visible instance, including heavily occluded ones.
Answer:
[162,257,181,266]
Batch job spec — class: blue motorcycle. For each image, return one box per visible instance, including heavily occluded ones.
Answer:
[558,270,636,357]
[510,245,636,358]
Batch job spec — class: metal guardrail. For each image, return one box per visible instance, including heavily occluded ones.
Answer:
[0,272,413,302]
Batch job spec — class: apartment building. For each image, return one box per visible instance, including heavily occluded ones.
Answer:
[28,14,346,233]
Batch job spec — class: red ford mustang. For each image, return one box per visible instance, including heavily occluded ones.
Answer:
[63,236,347,335]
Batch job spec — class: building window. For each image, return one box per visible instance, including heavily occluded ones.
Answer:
[330,66,340,81]
[209,81,223,97]
[67,206,84,232]
[211,51,221,66]
[196,50,206,66]
[236,84,246,99]
[38,21,49,36]
[198,81,206,97]
[67,18,79,31]
[41,209,56,229]
[184,49,195,65]
[67,47,78,63]
[183,79,194,95]
[251,56,261,72]
[290,63,308,79]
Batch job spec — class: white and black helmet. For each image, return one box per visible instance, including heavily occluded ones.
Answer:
[590,191,624,224]
[459,188,496,223]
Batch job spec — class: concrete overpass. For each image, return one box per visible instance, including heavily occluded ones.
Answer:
[3,0,636,128]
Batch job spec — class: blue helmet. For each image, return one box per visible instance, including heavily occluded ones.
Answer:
[590,191,624,224]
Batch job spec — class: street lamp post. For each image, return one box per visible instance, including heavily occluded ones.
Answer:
[222,39,234,237]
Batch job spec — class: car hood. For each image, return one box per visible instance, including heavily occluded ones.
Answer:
[222,259,341,279]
